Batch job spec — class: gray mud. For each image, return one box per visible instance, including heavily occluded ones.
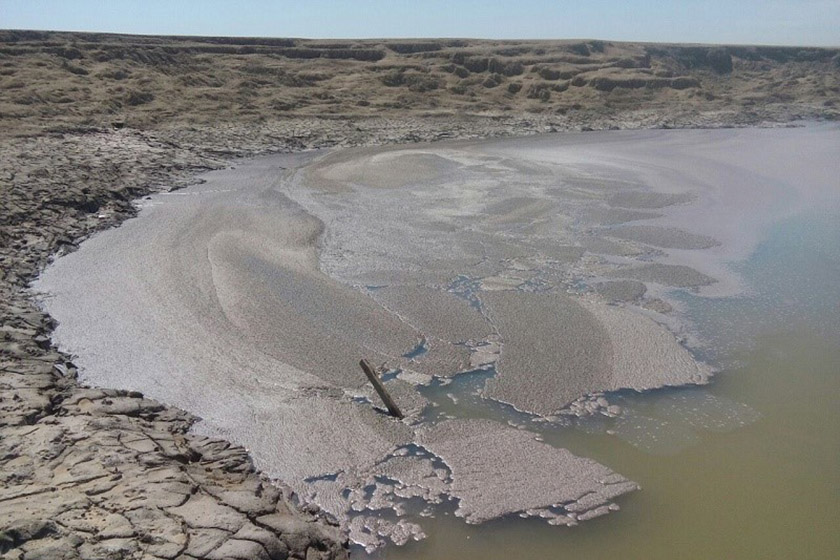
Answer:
[607,191,694,209]
[33,125,840,551]
[608,263,717,287]
[606,225,721,249]
[582,207,663,225]
[416,419,638,524]
[481,292,707,415]
[593,280,647,302]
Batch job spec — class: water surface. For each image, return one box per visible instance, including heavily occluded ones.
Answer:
[376,210,840,560]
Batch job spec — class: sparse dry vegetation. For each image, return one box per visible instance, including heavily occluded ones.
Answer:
[1,30,838,135]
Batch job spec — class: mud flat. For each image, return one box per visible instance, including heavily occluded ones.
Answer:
[32,124,840,552]
[2,117,586,560]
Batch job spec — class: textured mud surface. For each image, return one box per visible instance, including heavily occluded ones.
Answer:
[4,118,592,560]
[0,383,346,560]
[32,126,839,552]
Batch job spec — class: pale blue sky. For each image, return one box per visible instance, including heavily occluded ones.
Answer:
[1,1,838,46]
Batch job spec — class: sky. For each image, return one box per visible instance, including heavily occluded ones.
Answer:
[1,0,838,47]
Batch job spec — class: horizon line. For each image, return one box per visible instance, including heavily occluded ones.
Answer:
[2,28,838,50]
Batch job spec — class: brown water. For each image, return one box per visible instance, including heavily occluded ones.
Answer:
[375,211,840,559]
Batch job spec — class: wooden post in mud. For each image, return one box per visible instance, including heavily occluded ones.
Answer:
[359,359,403,419]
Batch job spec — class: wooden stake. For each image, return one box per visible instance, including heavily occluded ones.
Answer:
[359,359,403,419]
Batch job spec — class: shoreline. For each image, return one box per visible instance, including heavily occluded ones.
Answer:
[2,114,832,558]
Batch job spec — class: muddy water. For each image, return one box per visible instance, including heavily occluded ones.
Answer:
[376,211,840,559]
